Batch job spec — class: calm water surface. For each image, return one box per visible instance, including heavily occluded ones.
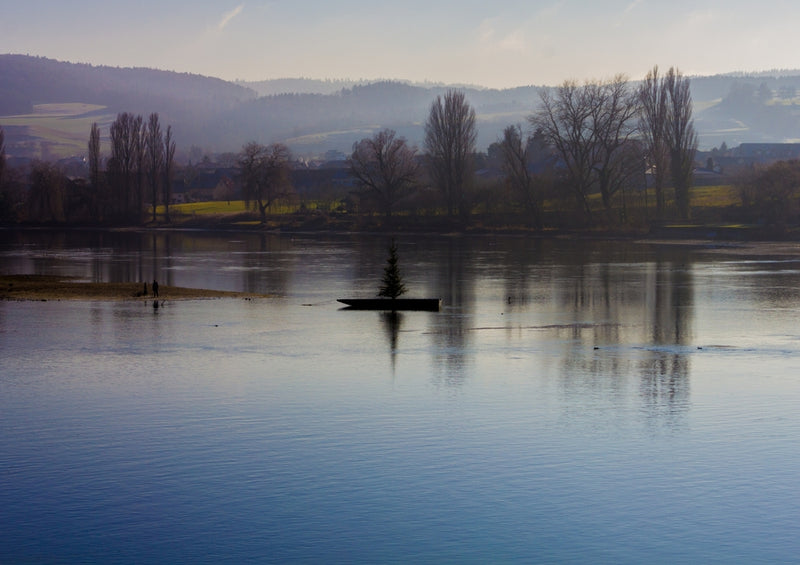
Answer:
[1,230,799,563]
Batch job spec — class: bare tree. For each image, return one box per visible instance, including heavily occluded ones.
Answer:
[27,161,66,222]
[145,113,164,223]
[213,177,236,204]
[349,129,419,218]
[739,160,800,230]
[238,142,292,223]
[87,122,102,218]
[531,80,599,221]
[531,77,642,224]
[424,89,477,219]
[664,67,698,220]
[108,114,132,220]
[498,124,543,228]
[134,115,145,220]
[0,126,6,189]
[0,126,10,220]
[163,125,176,222]
[590,76,641,212]
[639,66,670,221]
[108,112,143,222]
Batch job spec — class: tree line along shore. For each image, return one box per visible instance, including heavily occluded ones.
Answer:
[4,65,800,236]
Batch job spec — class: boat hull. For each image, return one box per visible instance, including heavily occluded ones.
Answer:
[337,298,442,311]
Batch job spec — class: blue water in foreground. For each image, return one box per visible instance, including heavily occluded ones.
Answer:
[1,231,799,563]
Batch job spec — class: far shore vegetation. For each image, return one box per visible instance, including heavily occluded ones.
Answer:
[4,65,800,240]
[139,183,753,237]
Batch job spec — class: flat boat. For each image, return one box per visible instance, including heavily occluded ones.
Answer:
[337,298,442,311]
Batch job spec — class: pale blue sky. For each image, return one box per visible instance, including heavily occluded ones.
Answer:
[2,0,798,88]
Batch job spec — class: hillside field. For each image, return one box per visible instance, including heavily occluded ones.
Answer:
[0,103,114,159]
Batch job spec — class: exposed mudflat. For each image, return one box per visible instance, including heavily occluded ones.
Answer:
[0,274,269,301]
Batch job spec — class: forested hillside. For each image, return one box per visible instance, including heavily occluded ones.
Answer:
[0,54,256,116]
[4,54,800,159]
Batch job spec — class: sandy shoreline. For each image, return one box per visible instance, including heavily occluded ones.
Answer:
[0,275,269,301]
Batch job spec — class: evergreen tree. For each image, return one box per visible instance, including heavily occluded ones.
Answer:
[378,240,407,299]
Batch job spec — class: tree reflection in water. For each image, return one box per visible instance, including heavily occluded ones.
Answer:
[381,311,403,373]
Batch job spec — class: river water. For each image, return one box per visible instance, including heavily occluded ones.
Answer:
[1,229,799,563]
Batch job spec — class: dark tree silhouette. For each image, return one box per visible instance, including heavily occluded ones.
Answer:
[27,161,66,222]
[531,76,642,223]
[531,80,597,221]
[378,239,407,299]
[589,76,641,212]
[108,112,143,222]
[639,66,670,221]
[0,126,5,189]
[238,141,292,223]
[738,160,800,230]
[163,125,176,223]
[349,129,419,218]
[87,122,101,218]
[664,68,698,220]
[498,124,543,228]
[424,89,477,219]
[145,113,164,223]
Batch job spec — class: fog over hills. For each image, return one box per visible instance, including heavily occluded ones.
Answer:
[4,54,800,161]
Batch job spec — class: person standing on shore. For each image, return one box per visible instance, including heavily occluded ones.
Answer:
[152,280,159,298]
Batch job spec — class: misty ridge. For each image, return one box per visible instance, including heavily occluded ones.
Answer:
[4,54,800,159]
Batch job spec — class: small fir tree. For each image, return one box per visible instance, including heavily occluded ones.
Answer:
[378,240,407,299]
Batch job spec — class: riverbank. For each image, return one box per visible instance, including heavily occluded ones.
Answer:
[21,211,799,242]
[0,275,269,301]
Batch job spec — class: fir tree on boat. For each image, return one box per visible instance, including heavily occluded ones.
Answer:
[338,239,442,311]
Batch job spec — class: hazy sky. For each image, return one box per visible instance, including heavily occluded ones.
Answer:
[3,0,799,88]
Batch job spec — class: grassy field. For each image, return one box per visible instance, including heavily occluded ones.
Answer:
[166,200,336,217]
[167,186,740,218]
[690,184,740,208]
[154,185,745,234]
[170,200,249,215]
[0,103,115,159]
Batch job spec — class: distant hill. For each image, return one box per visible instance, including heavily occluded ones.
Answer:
[236,77,496,97]
[0,54,257,157]
[0,54,256,114]
[690,73,800,147]
[4,54,800,160]
[237,78,370,96]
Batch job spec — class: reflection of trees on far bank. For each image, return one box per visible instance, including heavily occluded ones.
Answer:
[418,237,695,426]
[549,245,694,428]
[238,234,294,296]
[1,229,299,296]
[7,231,700,425]
[639,253,693,430]
[429,237,475,386]
[501,238,548,314]
[135,232,297,296]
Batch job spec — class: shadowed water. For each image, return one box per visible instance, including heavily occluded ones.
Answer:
[1,230,799,563]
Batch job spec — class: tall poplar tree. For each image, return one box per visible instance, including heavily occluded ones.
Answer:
[424,89,477,219]
[145,113,164,222]
[639,66,670,221]
[163,125,176,223]
[664,68,698,220]
[87,122,102,219]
